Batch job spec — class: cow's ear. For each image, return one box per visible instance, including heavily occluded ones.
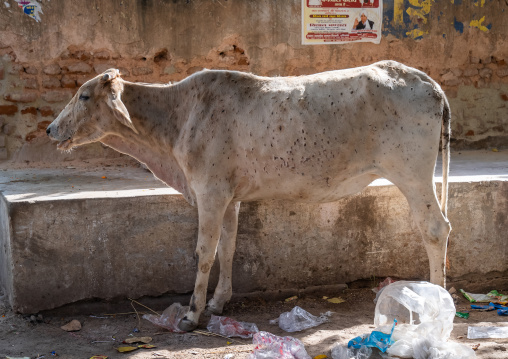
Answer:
[103,71,138,134]
[107,93,138,134]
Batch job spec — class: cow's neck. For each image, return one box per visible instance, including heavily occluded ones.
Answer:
[100,81,196,206]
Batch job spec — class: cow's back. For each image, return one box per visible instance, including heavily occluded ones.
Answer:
[175,62,445,202]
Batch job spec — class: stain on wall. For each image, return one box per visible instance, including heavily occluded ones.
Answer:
[0,0,507,161]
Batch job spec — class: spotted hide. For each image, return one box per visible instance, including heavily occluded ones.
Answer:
[47,61,451,331]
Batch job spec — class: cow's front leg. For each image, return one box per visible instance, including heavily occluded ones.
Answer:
[206,201,240,315]
[178,196,230,331]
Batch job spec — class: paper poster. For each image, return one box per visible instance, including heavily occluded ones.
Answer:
[302,0,382,45]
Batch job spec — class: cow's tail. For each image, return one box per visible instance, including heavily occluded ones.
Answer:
[440,95,451,217]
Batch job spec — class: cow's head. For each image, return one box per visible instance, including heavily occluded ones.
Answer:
[46,68,137,151]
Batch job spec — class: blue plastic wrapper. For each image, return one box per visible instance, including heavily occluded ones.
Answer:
[498,308,508,316]
[348,319,396,353]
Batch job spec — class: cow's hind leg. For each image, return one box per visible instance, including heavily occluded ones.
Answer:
[390,176,451,287]
[205,201,241,315]
[178,195,231,331]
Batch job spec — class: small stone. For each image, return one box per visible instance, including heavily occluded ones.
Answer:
[496,67,508,77]
[4,92,38,103]
[94,63,116,74]
[24,66,38,75]
[479,68,492,79]
[43,63,62,75]
[65,62,92,74]
[23,78,38,89]
[469,56,480,64]
[61,76,76,88]
[42,77,61,89]
[132,67,153,76]
[60,319,82,332]
[42,91,72,103]
[448,287,456,295]
[94,50,110,60]
[463,67,478,77]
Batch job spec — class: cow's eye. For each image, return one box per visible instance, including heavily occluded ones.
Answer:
[79,94,90,101]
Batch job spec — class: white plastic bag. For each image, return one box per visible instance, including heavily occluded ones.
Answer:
[142,302,188,332]
[275,306,331,332]
[374,281,475,359]
[248,331,311,359]
[207,315,259,338]
[467,326,508,339]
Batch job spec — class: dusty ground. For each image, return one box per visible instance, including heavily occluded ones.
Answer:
[0,285,507,359]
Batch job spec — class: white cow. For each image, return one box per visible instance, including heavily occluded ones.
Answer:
[47,61,451,331]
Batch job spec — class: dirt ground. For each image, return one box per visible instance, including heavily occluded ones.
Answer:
[1,285,507,359]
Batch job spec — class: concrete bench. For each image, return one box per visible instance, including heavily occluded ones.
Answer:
[1,150,507,314]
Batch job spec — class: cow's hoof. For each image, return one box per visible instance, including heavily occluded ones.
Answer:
[178,317,198,332]
[204,305,221,317]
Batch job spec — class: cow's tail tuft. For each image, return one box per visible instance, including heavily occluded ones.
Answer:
[441,95,451,217]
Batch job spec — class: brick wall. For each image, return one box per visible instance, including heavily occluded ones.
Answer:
[0,0,507,162]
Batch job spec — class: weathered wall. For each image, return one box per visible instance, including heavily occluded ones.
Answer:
[0,0,507,161]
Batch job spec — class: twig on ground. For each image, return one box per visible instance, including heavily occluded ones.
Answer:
[128,297,160,316]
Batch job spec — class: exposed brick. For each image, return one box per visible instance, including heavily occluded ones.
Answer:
[65,62,92,74]
[482,57,492,65]
[94,50,110,60]
[71,50,92,61]
[497,67,508,77]
[0,148,7,160]
[43,63,62,75]
[0,105,17,116]
[0,134,5,147]
[61,76,77,88]
[4,92,38,103]
[76,77,89,87]
[465,130,475,136]
[3,123,15,135]
[39,106,54,117]
[94,63,115,74]
[469,56,480,64]
[8,63,23,74]
[23,78,38,89]
[479,68,492,79]
[37,121,52,130]
[463,67,478,77]
[42,77,61,89]
[25,130,40,142]
[41,91,72,103]
[21,107,37,115]
[450,68,462,77]
[24,66,38,75]
[132,67,153,76]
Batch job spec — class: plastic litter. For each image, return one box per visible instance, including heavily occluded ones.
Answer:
[330,344,353,359]
[207,315,259,338]
[274,306,331,332]
[248,331,311,359]
[372,277,397,304]
[460,289,508,304]
[455,311,470,319]
[348,319,396,353]
[467,326,508,339]
[374,281,475,359]
[330,344,371,359]
[142,302,189,332]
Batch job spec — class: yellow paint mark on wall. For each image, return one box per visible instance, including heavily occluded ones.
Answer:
[406,28,428,38]
[474,0,485,7]
[394,0,404,25]
[470,16,489,32]
[406,0,433,24]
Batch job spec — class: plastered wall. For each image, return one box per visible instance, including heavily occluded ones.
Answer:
[0,0,507,162]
